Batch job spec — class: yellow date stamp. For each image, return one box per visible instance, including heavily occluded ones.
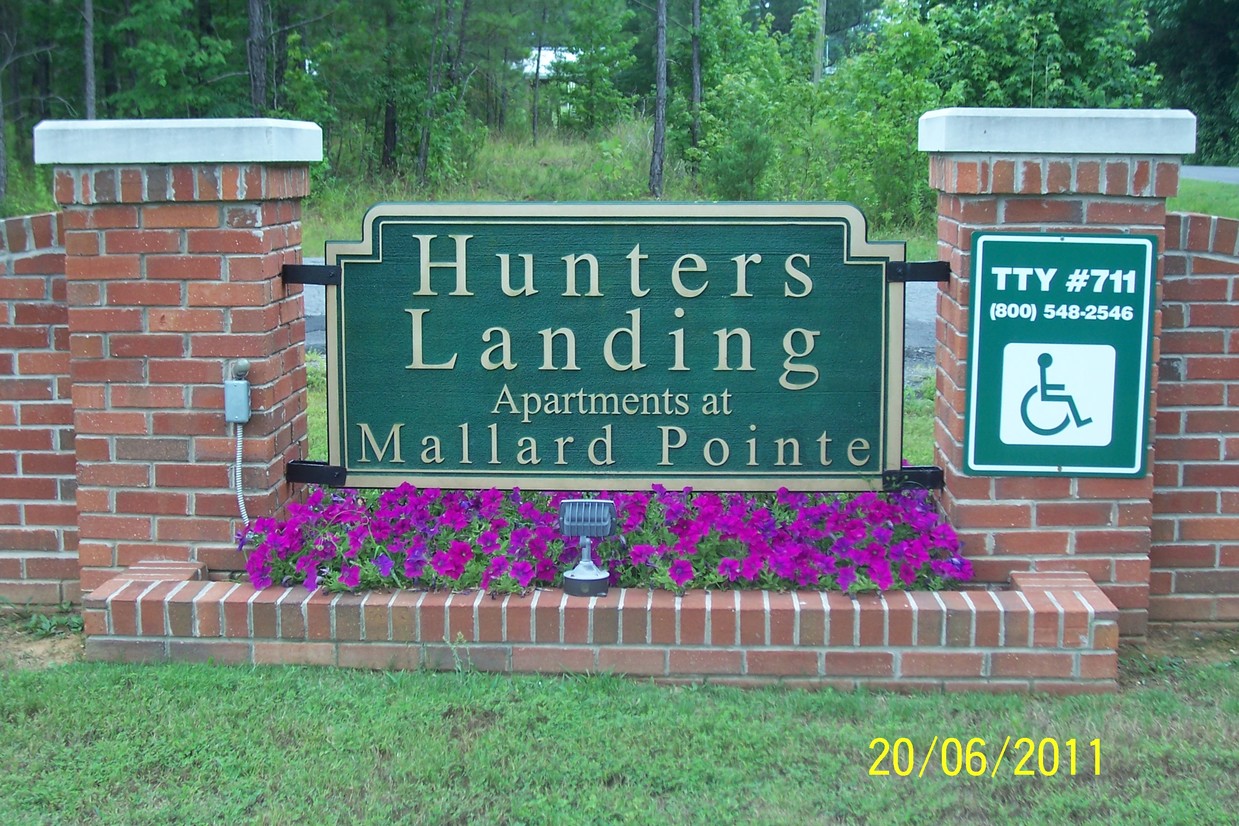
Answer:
[868,737,1102,778]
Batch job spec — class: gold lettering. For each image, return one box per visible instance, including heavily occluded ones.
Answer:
[412,234,473,296]
[589,425,614,466]
[703,437,729,467]
[780,328,821,390]
[562,253,602,297]
[405,309,458,370]
[775,437,802,466]
[497,253,537,297]
[420,435,443,464]
[658,425,686,466]
[671,254,708,298]
[603,308,646,372]
[357,423,404,464]
[848,438,871,467]
[516,436,541,465]
[731,253,760,297]
[714,327,754,372]
[538,327,579,371]
[481,327,516,371]
[627,244,650,297]
[554,436,574,465]
[784,253,812,297]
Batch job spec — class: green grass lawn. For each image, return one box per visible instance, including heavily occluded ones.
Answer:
[1169,177,1239,220]
[1,636,1236,824]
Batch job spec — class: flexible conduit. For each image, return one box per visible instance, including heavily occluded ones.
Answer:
[234,422,250,527]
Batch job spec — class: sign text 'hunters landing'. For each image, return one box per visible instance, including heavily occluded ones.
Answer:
[966,232,1157,478]
[325,204,906,491]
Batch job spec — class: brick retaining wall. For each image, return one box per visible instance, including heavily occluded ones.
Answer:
[82,563,1119,692]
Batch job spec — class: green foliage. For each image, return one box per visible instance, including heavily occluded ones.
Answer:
[694,0,787,200]
[926,0,1160,108]
[0,600,82,639]
[20,611,83,639]
[0,132,54,218]
[557,0,638,134]
[1143,0,1239,164]
[108,0,244,117]
[810,1,957,226]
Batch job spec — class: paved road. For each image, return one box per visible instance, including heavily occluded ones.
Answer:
[1182,165,1239,185]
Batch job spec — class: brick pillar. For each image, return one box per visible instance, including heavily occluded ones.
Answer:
[919,108,1196,635]
[34,119,322,592]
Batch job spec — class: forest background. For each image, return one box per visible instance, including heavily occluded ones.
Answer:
[0,0,1235,231]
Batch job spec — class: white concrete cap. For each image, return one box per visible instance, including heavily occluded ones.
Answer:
[918,108,1196,155]
[33,118,323,164]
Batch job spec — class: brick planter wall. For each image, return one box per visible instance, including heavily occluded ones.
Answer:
[0,212,78,606]
[1152,213,1239,622]
[83,563,1120,693]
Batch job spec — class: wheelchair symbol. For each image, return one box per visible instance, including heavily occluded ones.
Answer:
[1019,352,1093,436]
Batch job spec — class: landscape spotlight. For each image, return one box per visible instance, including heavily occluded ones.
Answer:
[559,498,616,597]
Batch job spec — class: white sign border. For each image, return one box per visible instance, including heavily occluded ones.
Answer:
[965,233,1155,477]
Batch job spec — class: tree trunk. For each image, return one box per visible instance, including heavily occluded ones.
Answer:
[417,0,452,183]
[248,0,268,114]
[532,5,547,145]
[813,0,829,84]
[648,0,667,198]
[102,32,116,115]
[84,0,96,118]
[272,0,290,109]
[382,98,398,170]
[450,0,472,85]
[381,5,399,171]
[0,75,7,203]
[690,0,701,153]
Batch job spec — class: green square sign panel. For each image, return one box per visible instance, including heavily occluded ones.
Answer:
[965,232,1157,477]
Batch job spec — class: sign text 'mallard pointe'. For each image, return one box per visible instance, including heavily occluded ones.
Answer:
[325,204,906,491]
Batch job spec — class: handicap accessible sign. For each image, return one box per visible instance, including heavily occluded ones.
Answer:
[965,233,1156,477]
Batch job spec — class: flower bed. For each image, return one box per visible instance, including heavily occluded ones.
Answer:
[243,485,972,596]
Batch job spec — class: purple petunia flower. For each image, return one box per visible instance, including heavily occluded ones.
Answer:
[339,564,361,589]
[509,559,535,588]
[373,553,395,578]
[668,558,694,588]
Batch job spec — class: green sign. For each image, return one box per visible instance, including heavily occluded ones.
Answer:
[325,203,906,491]
[965,232,1157,477]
